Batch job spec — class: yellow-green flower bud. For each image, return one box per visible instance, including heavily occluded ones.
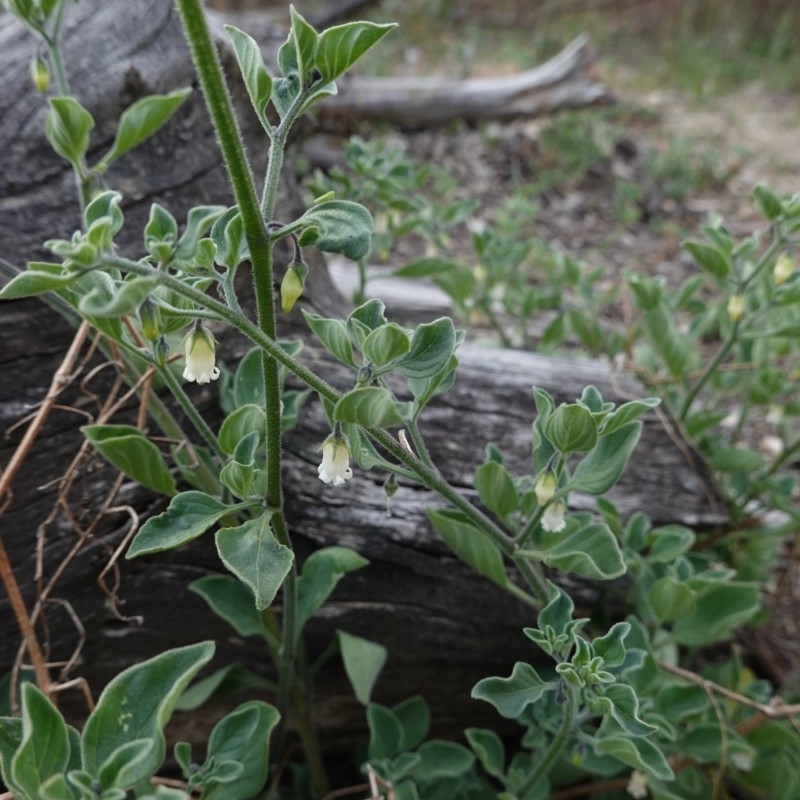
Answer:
[534,470,557,506]
[280,263,308,313]
[138,298,162,342]
[30,58,49,93]
[774,253,794,286]
[727,294,745,323]
[154,336,170,366]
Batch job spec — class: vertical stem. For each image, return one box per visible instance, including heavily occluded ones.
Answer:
[172,3,322,791]
[517,683,579,796]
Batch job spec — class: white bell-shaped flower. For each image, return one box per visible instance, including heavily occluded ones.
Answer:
[541,500,566,533]
[318,435,353,486]
[183,323,220,385]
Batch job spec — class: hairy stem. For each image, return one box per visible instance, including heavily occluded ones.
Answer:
[517,682,579,796]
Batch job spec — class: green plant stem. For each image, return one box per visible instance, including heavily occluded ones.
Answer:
[173,1,317,790]
[517,682,579,796]
[260,89,309,219]
[679,236,782,420]
[156,362,225,461]
[405,419,437,472]
[678,322,739,420]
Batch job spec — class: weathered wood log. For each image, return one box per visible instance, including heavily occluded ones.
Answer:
[321,34,614,126]
[0,0,722,754]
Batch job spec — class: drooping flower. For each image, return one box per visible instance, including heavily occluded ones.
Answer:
[534,470,557,506]
[727,294,745,323]
[626,770,648,799]
[774,253,795,286]
[183,322,220,384]
[541,500,566,533]
[318,434,353,486]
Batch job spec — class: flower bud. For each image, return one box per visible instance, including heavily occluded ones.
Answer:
[138,298,162,342]
[154,336,170,366]
[534,470,557,506]
[280,262,308,313]
[30,58,49,93]
[727,294,745,323]
[774,253,794,286]
[182,322,220,384]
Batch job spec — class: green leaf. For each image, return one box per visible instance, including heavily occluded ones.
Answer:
[219,404,267,455]
[393,696,429,752]
[0,718,22,795]
[201,701,279,800]
[646,525,695,562]
[299,200,373,261]
[0,265,80,299]
[409,740,474,782]
[594,684,657,737]
[189,575,271,640]
[81,642,214,779]
[655,684,709,722]
[474,461,518,519]
[98,738,157,789]
[127,491,239,558]
[592,621,630,669]
[224,25,274,131]
[392,257,461,280]
[465,728,505,780]
[315,20,396,83]
[98,89,191,169]
[569,421,642,495]
[211,206,249,269]
[334,386,411,428]
[648,577,696,623]
[393,318,457,380]
[362,323,411,367]
[296,547,369,630]
[427,508,509,588]
[175,206,226,262]
[338,631,387,706]
[302,311,356,366]
[471,662,551,719]
[672,582,760,645]
[176,664,274,712]
[289,6,318,82]
[594,734,673,781]
[709,447,766,473]
[602,398,660,436]
[216,514,294,611]
[540,522,626,580]
[45,96,94,166]
[82,424,176,496]
[10,683,70,797]
[683,239,730,278]
[753,183,784,222]
[144,203,178,261]
[79,275,158,318]
[545,404,598,454]
[367,703,404,761]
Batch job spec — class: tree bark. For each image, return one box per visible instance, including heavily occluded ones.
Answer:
[0,0,722,751]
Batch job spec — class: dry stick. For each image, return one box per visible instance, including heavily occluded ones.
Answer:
[0,321,90,702]
[0,319,89,502]
[659,661,800,721]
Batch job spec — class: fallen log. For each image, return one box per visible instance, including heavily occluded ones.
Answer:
[322,34,614,126]
[0,0,720,752]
